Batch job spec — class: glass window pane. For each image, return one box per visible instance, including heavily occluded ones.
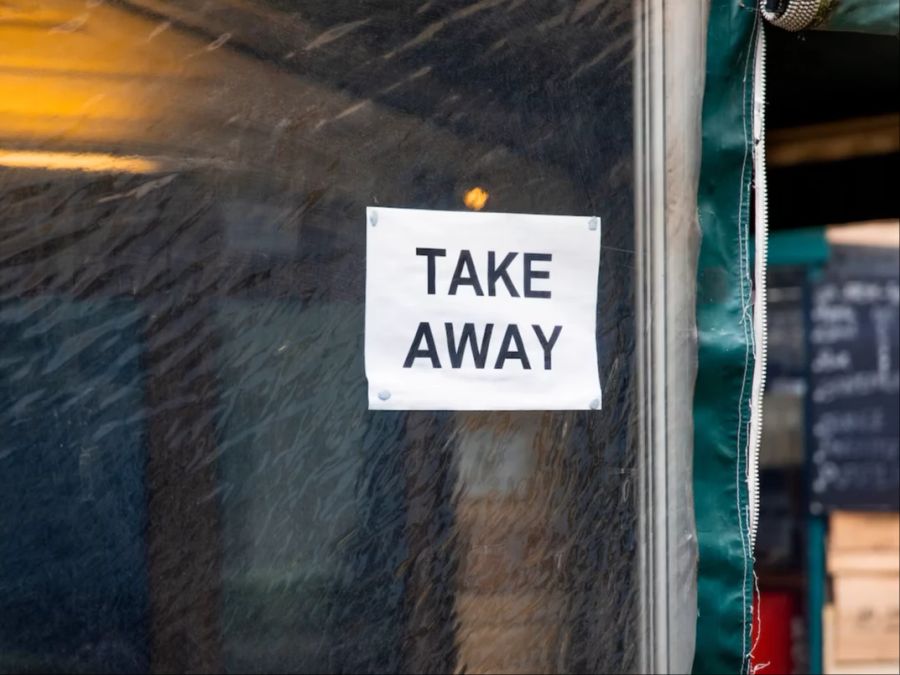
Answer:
[0,1,648,673]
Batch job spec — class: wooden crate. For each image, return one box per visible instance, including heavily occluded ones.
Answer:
[831,574,900,663]
[824,605,900,675]
[828,549,900,575]
[830,512,900,554]
[826,512,900,669]
[828,511,900,578]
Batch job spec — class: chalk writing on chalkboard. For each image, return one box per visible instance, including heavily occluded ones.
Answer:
[808,245,900,513]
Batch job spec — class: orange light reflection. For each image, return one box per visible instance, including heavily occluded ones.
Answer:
[0,149,163,173]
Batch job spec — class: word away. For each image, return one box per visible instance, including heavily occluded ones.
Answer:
[404,248,562,370]
[404,322,562,370]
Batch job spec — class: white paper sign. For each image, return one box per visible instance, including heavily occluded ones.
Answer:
[365,207,602,411]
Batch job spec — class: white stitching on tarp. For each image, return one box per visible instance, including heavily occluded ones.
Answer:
[750,558,765,670]
[736,13,760,675]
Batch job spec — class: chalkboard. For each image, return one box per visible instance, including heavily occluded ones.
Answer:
[808,244,900,513]
[767,266,809,381]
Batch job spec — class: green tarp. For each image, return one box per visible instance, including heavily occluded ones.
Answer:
[693,1,898,672]
[693,2,758,672]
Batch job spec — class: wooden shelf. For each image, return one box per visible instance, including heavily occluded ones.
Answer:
[769,114,900,167]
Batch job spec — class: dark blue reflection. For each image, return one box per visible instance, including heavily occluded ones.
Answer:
[214,300,415,673]
[0,298,150,674]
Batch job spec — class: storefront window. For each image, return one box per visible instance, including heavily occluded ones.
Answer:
[0,1,696,672]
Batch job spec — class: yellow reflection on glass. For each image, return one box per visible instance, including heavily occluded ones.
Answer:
[463,187,489,211]
[0,1,222,149]
[0,149,162,174]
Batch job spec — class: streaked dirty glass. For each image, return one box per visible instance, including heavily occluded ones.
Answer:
[0,1,657,673]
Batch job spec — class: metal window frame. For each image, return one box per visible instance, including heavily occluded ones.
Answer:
[635,1,708,671]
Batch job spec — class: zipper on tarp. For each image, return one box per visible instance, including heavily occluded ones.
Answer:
[748,18,768,550]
